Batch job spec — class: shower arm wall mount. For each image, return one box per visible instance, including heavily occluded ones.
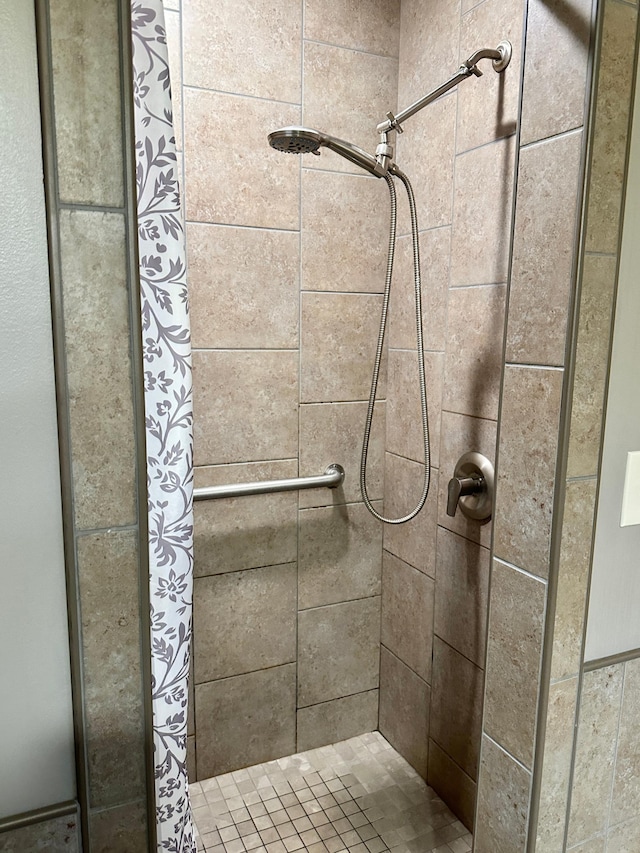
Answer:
[373,41,512,175]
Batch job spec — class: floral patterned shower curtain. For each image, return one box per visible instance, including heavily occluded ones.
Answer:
[131,3,195,851]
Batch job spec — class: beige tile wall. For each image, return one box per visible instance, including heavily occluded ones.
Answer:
[168,0,399,779]
[470,0,611,846]
[166,3,638,849]
[531,2,639,851]
[566,659,640,852]
[0,812,81,852]
[378,0,524,833]
[44,0,152,846]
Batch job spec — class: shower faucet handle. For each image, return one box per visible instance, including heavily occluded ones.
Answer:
[446,451,495,521]
[447,475,483,517]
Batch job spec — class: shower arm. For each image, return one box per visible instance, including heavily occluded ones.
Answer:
[374,41,512,171]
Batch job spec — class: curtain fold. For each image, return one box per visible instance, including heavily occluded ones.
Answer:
[131,3,195,850]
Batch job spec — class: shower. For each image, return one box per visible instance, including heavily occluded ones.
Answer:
[268,127,389,177]
[268,42,512,524]
[13,0,622,848]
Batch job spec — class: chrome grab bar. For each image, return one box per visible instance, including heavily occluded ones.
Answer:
[193,464,345,502]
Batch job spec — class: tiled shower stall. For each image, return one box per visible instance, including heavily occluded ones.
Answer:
[163,0,593,841]
[169,0,522,812]
[3,0,640,850]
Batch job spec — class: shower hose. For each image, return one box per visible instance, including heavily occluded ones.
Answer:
[360,169,431,524]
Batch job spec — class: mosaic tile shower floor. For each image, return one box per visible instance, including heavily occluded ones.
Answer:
[190,732,472,853]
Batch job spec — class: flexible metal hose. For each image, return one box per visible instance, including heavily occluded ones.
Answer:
[360,169,431,524]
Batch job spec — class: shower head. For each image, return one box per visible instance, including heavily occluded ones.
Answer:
[268,126,323,155]
[268,126,385,177]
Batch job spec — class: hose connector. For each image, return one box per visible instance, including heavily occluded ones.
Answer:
[375,132,394,175]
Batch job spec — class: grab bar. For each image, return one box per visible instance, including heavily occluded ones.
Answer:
[193,464,345,502]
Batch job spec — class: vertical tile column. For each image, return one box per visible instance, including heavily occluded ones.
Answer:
[379,0,456,794]
[380,0,523,833]
[175,0,399,780]
[530,2,640,851]
[474,0,596,850]
[181,0,303,781]
[297,1,399,752]
[43,0,152,848]
[432,0,524,830]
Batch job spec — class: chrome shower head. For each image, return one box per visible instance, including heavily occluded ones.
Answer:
[268,127,322,155]
[268,126,384,178]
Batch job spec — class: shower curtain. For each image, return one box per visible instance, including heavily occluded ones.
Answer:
[131,3,195,851]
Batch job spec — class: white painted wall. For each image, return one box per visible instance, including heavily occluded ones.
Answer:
[0,0,76,817]
[585,57,640,662]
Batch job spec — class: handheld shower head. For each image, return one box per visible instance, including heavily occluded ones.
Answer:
[268,126,385,177]
[268,127,322,155]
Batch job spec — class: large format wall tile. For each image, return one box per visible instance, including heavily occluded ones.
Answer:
[299,401,385,507]
[297,690,379,752]
[428,739,477,831]
[193,350,298,465]
[195,664,297,778]
[457,0,524,153]
[383,454,438,577]
[484,560,546,769]
[397,0,459,106]
[298,597,381,706]
[520,0,591,145]
[551,479,597,681]
[535,677,579,853]
[437,411,497,549]
[606,817,640,853]
[586,0,638,254]
[77,531,146,808]
[188,223,299,349]
[506,130,583,366]
[300,292,385,403]
[60,210,136,530]
[378,646,429,779]
[193,563,297,683]
[434,527,490,668]
[493,365,563,578]
[301,169,391,293]
[388,228,450,353]
[194,461,298,576]
[381,551,434,682]
[184,89,300,229]
[50,0,123,206]
[394,93,456,232]
[475,736,530,853]
[568,664,624,847]
[0,813,80,852]
[303,41,398,176]
[430,637,484,779]
[567,254,617,478]
[610,659,640,826]
[304,0,400,57]
[89,800,148,853]
[183,0,301,102]
[443,284,506,420]
[298,502,383,609]
[450,137,515,288]
[386,350,443,466]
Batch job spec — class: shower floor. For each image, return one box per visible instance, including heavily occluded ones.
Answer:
[190,732,472,853]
